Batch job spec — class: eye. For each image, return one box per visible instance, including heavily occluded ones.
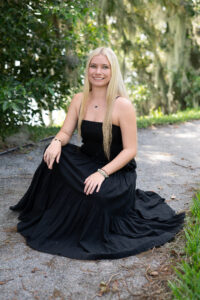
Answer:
[103,65,109,69]
[89,64,96,68]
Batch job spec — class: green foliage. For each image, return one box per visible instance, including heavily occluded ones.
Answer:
[184,71,200,108]
[101,0,200,113]
[137,108,200,128]
[128,84,152,116]
[0,77,34,139]
[27,125,60,142]
[0,0,108,138]
[168,192,200,299]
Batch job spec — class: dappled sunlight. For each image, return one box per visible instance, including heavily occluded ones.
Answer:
[147,152,173,162]
[137,151,173,164]
[172,132,199,139]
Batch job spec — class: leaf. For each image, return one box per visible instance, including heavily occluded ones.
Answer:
[48,87,54,95]
[12,103,20,111]
[0,279,13,285]
[31,267,40,273]
[149,271,159,276]
[2,101,9,111]
[111,280,119,293]
[98,281,110,296]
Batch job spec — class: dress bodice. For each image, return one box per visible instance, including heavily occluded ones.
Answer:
[80,120,123,163]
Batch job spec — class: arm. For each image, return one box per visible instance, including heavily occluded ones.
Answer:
[101,99,137,175]
[43,92,82,169]
[53,92,82,146]
[84,98,137,195]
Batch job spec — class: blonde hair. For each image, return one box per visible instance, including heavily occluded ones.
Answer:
[78,47,128,160]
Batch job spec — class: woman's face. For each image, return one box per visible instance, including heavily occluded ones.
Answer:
[88,54,111,88]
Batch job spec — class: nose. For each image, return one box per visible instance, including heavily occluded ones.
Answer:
[96,66,102,74]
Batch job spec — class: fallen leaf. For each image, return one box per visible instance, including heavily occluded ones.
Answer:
[0,279,13,285]
[98,281,110,296]
[149,271,159,276]
[112,280,119,293]
[170,249,179,257]
[31,267,40,273]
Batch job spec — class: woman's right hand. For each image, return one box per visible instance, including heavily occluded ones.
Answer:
[43,140,62,169]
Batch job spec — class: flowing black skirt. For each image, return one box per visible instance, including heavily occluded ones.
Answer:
[10,143,185,260]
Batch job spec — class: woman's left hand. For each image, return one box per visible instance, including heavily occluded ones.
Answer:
[84,172,105,195]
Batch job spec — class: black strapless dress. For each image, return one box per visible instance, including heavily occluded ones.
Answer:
[9,120,185,260]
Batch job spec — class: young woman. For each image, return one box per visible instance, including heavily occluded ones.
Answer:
[10,47,185,260]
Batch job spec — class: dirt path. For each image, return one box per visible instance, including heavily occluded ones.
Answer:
[1,120,200,300]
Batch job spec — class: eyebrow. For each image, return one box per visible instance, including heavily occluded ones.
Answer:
[89,63,110,66]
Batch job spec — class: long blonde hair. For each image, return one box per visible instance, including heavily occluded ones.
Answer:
[78,47,128,160]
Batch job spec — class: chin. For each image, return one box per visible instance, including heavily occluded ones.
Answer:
[90,81,109,88]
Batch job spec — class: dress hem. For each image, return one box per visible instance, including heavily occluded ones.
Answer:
[16,212,185,260]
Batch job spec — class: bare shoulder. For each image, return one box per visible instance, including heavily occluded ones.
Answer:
[114,97,136,121]
[69,92,83,111]
[115,96,134,109]
[71,92,83,104]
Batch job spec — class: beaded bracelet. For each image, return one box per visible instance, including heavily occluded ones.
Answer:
[101,168,109,177]
[97,168,109,178]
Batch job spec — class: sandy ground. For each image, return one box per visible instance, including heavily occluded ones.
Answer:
[0,120,200,300]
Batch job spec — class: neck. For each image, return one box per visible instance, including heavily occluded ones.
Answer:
[89,86,107,103]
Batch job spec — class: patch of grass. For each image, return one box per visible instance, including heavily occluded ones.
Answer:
[137,108,200,128]
[168,191,200,300]
[27,125,60,142]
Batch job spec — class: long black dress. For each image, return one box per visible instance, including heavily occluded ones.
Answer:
[9,120,185,260]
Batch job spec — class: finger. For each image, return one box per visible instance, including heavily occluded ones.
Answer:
[84,181,89,193]
[44,155,49,165]
[46,156,51,168]
[84,178,91,190]
[87,184,95,195]
[84,182,91,194]
[85,181,93,194]
[49,158,55,169]
[88,182,98,195]
[89,184,98,195]
[96,183,102,193]
[47,157,51,167]
[84,177,91,184]
[56,153,61,163]
[44,152,50,163]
